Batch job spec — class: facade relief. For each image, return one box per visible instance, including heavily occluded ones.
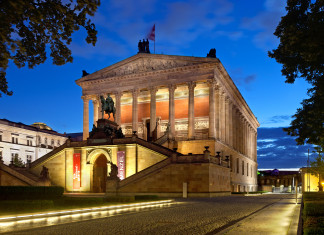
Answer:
[100,58,200,79]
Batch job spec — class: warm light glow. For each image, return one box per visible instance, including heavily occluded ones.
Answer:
[0,200,174,222]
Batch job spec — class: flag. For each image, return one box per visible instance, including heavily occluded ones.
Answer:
[147,24,155,41]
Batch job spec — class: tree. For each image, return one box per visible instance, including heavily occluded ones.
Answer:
[269,0,324,149]
[0,0,100,97]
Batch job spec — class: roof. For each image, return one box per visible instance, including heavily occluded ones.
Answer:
[0,118,66,137]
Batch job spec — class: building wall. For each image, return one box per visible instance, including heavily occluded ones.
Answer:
[30,144,168,192]
[302,172,320,192]
[0,169,29,186]
[120,96,209,124]
[0,122,67,165]
[117,162,231,196]
[176,139,258,192]
[30,150,67,188]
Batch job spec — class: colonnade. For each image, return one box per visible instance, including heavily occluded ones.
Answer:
[82,79,257,160]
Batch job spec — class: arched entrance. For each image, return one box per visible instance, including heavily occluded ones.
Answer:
[93,155,107,193]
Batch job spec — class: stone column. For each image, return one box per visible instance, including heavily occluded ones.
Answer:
[208,80,216,139]
[188,81,196,140]
[132,89,139,133]
[239,114,244,154]
[253,131,258,161]
[114,92,122,125]
[225,97,230,145]
[168,84,176,140]
[150,87,158,138]
[219,91,226,142]
[93,98,99,126]
[215,87,220,140]
[82,96,90,140]
[229,100,233,147]
[232,105,237,150]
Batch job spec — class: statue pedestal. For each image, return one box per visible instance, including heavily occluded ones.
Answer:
[106,179,119,196]
[88,119,124,143]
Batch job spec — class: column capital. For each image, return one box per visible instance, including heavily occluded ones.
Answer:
[81,95,91,101]
[207,79,218,89]
[187,81,196,91]
[131,89,140,96]
[149,87,158,95]
[112,91,122,97]
[168,84,177,91]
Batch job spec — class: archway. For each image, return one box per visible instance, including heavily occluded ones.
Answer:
[93,155,107,193]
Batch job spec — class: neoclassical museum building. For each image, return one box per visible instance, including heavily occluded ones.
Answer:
[1,50,259,196]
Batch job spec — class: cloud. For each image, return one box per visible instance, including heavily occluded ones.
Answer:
[257,127,317,169]
[240,0,286,50]
[230,68,257,89]
[265,115,292,125]
[75,0,236,58]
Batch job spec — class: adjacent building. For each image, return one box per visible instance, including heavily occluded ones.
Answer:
[0,119,67,165]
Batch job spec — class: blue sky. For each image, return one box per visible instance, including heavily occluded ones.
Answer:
[0,0,315,168]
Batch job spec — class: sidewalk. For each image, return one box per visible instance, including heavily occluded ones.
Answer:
[219,194,302,235]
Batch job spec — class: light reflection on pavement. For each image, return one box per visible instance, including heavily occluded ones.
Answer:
[0,201,178,234]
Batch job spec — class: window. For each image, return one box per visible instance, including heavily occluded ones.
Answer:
[251,166,253,178]
[57,140,60,145]
[236,158,239,174]
[51,139,54,146]
[247,163,249,176]
[12,136,18,144]
[45,137,47,145]
[26,155,32,162]
[242,161,244,175]
[0,150,2,160]
[38,136,41,144]
[27,140,33,146]
[0,133,2,141]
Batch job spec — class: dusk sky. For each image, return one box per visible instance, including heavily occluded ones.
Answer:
[0,0,316,168]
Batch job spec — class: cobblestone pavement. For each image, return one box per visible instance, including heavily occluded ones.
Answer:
[7,194,292,235]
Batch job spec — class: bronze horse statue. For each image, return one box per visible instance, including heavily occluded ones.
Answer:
[100,95,116,120]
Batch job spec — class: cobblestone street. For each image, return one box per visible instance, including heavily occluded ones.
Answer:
[4,194,298,235]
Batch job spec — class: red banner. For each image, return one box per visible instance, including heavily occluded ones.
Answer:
[117,151,125,180]
[73,153,81,189]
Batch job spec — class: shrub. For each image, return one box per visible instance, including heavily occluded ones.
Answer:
[0,186,64,200]
[304,192,324,202]
[304,202,324,217]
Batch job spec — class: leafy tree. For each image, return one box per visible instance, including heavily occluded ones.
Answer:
[12,154,25,167]
[0,0,100,97]
[269,0,324,149]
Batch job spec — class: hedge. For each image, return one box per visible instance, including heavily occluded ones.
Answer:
[0,186,64,200]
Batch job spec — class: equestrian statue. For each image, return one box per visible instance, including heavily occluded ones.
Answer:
[100,94,116,121]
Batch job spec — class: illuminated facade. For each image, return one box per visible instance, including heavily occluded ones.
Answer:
[0,119,67,165]
[1,53,259,195]
[76,53,260,192]
[300,168,321,192]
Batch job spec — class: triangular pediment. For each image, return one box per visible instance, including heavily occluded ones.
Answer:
[77,54,216,83]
